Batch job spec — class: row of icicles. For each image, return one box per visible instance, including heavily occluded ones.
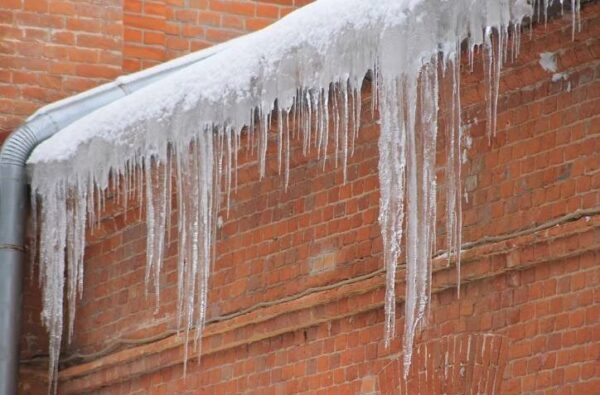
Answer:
[30,2,581,391]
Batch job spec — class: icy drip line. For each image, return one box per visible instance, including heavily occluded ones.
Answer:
[25,0,581,388]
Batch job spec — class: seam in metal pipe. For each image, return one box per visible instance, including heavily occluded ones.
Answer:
[0,42,226,395]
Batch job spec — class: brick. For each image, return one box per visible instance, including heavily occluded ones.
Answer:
[23,0,47,12]
[143,31,165,46]
[256,4,278,18]
[143,2,166,17]
[205,27,240,43]
[76,34,120,50]
[246,17,271,31]
[124,14,166,30]
[123,44,165,61]
[67,47,99,63]
[124,28,143,43]
[210,0,256,17]
[1,0,22,9]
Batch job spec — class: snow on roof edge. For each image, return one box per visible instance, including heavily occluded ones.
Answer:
[28,0,531,173]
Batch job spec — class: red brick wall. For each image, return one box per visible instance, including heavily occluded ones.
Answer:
[14,1,600,394]
[121,0,309,72]
[81,251,597,394]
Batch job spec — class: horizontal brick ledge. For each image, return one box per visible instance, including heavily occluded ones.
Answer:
[58,214,600,393]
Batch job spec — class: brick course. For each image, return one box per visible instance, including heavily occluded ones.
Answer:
[9,1,600,394]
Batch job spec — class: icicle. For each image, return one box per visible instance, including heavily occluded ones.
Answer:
[166,150,173,243]
[29,193,38,285]
[248,109,255,156]
[572,0,581,40]
[154,159,169,309]
[483,26,504,140]
[446,46,463,298]
[322,91,330,171]
[352,86,362,156]
[371,61,379,119]
[312,93,320,151]
[66,183,87,343]
[137,160,144,221]
[259,112,269,179]
[379,76,406,348]
[141,152,170,310]
[277,108,283,175]
[333,85,340,168]
[175,143,187,332]
[316,89,324,160]
[401,58,439,377]
[234,128,240,193]
[341,81,349,183]
[285,111,291,190]
[225,128,233,215]
[144,156,156,297]
[38,181,68,393]
[305,90,312,155]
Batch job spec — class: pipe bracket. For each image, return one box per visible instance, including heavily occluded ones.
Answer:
[0,244,25,252]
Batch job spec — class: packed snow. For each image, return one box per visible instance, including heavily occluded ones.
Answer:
[539,51,558,72]
[24,0,581,387]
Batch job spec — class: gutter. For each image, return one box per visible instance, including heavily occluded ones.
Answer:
[0,40,230,395]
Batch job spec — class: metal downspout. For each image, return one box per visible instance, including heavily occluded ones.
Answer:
[0,43,225,394]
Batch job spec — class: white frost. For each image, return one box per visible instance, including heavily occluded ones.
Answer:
[25,0,575,387]
[552,72,568,82]
[539,51,558,73]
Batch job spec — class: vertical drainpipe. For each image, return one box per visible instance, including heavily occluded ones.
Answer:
[0,141,28,395]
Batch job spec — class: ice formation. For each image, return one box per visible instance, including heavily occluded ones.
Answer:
[24,0,581,387]
[539,51,558,72]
